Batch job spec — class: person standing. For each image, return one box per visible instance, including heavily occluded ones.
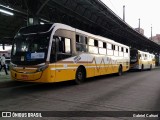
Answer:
[0,54,8,75]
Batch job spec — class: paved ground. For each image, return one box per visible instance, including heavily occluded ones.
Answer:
[0,71,10,81]
[0,68,160,120]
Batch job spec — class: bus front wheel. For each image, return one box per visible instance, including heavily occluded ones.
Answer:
[75,67,86,84]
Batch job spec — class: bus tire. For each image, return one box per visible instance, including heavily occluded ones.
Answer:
[75,66,86,84]
[117,65,123,76]
[141,64,144,71]
[149,65,152,70]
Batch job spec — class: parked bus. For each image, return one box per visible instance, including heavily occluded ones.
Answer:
[10,23,130,84]
[130,49,155,70]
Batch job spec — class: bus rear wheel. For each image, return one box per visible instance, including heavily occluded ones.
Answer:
[117,65,123,76]
[149,64,152,70]
[75,67,86,84]
[141,64,144,71]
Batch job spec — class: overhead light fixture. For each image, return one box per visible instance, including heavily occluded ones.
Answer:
[40,22,44,25]
[0,9,14,16]
[0,4,14,10]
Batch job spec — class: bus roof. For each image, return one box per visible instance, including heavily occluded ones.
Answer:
[18,24,53,34]
[16,23,129,49]
[53,23,129,48]
[138,49,155,56]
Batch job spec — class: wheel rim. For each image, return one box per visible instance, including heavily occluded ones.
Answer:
[75,68,85,84]
[77,71,83,80]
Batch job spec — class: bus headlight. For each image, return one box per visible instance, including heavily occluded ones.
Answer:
[36,64,48,72]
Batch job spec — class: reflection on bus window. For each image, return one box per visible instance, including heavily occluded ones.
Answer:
[76,35,87,52]
[58,37,71,53]
[11,33,50,65]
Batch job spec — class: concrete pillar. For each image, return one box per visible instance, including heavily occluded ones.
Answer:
[27,16,39,26]
[26,0,40,26]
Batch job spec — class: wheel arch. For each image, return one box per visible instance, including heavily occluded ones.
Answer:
[76,65,86,78]
[119,64,123,69]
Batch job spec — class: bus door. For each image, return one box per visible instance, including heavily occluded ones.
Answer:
[50,38,56,82]
[55,36,72,82]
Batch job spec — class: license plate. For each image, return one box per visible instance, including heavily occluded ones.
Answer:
[21,75,28,80]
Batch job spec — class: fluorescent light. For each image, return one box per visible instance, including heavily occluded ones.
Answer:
[40,22,44,25]
[0,9,14,16]
[0,4,14,10]
[40,18,51,23]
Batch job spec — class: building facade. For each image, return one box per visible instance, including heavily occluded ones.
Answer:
[135,28,144,35]
[150,34,160,45]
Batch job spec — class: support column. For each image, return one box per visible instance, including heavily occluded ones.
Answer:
[123,5,125,21]
[26,0,40,26]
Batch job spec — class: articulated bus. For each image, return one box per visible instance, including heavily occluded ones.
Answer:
[10,23,130,84]
[130,49,155,70]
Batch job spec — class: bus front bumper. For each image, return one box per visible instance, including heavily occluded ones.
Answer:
[11,70,43,82]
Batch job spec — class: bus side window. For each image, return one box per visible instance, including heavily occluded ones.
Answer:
[145,54,147,60]
[50,38,56,63]
[57,37,72,61]
[139,54,141,59]
[76,34,87,52]
[121,47,124,52]
[59,38,65,53]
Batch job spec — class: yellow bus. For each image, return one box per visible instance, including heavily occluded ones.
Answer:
[130,49,155,70]
[10,23,130,84]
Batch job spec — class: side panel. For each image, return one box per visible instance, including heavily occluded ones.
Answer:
[55,64,76,82]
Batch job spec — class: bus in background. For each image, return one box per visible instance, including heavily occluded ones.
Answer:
[130,49,155,70]
[10,23,130,84]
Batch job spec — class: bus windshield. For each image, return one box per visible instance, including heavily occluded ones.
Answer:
[130,50,138,63]
[11,33,51,65]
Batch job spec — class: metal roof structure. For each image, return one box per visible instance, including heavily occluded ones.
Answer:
[0,0,159,54]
